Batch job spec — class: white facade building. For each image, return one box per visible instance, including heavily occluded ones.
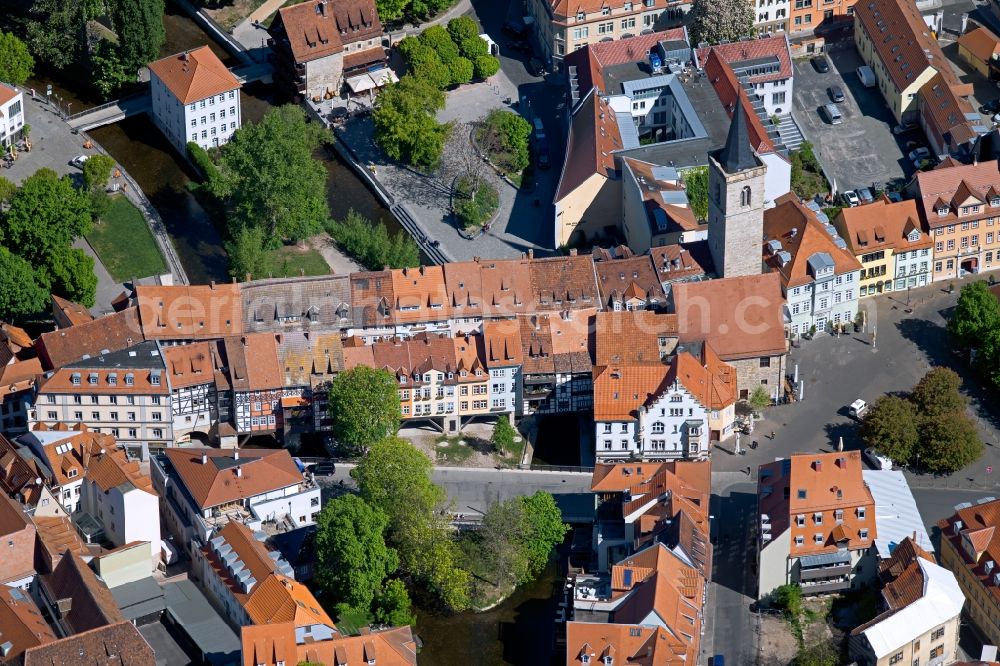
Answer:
[0,83,25,149]
[148,46,242,155]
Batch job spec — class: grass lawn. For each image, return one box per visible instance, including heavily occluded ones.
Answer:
[262,244,330,278]
[434,436,476,465]
[87,196,167,282]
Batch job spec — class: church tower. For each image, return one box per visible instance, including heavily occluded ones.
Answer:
[707,97,767,278]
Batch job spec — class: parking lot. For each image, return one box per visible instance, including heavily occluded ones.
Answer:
[793,44,909,194]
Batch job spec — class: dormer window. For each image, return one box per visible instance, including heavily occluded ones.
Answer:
[88,373,98,385]
[991,196,1000,207]
[856,507,866,519]
[577,10,585,20]
[937,205,949,216]
[67,468,78,478]
[71,373,81,386]
[601,6,610,14]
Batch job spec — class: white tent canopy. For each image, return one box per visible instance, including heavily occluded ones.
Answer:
[346,68,399,94]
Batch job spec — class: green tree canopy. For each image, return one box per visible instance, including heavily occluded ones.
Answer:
[373,579,416,627]
[212,105,330,242]
[83,154,116,192]
[681,167,708,221]
[326,210,418,270]
[481,109,531,173]
[519,492,568,576]
[0,176,15,204]
[949,281,1000,349]
[26,0,86,70]
[911,367,966,419]
[352,437,469,611]
[921,410,984,473]
[473,55,500,80]
[478,497,532,589]
[0,249,48,318]
[491,417,516,455]
[376,0,410,21]
[860,395,919,464]
[448,17,480,45]
[90,40,133,99]
[110,0,166,73]
[0,32,34,85]
[420,25,459,63]
[449,57,474,86]
[689,0,754,45]
[793,642,839,666]
[2,168,92,264]
[225,225,268,280]
[43,247,97,308]
[327,367,401,454]
[314,494,399,611]
[373,76,450,170]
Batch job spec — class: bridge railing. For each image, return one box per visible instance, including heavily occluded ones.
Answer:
[528,464,595,474]
[66,91,147,121]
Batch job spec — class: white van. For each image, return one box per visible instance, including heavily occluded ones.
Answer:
[824,103,843,125]
[856,65,876,88]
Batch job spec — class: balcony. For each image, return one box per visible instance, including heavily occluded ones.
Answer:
[799,577,850,594]
[799,563,852,580]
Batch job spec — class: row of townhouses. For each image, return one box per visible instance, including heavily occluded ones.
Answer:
[0,421,416,665]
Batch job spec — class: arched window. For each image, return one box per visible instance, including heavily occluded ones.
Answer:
[741,185,752,207]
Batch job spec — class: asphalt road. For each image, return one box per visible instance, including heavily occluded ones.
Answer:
[320,463,595,519]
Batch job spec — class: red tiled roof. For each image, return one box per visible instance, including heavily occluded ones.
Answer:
[915,160,1000,228]
[834,198,932,255]
[763,193,862,288]
[136,284,243,339]
[703,50,776,156]
[694,34,792,84]
[563,29,688,94]
[959,26,1000,63]
[555,90,623,202]
[37,308,144,369]
[148,46,240,105]
[272,0,382,65]
[854,0,939,92]
[672,273,787,360]
[163,448,304,510]
[22,622,153,666]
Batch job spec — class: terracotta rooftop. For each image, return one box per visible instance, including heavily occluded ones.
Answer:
[854,0,939,92]
[162,447,304,510]
[204,521,282,603]
[561,28,688,95]
[40,551,124,634]
[277,331,345,386]
[528,254,601,310]
[0,357,41,402]
[762,193,862,288]
[593,310,678,366]
[22,621,153,666]
[36,343,170,397]
[834,198,932,255]
[915,159,1000,228]
[148,46,240,104]
[937,497,1000,605]
[243,573,334,628]
[918,71,978,152]
[758,451,875,557]
[33,516,90,574]
[959,25,1000,62]
[243,621,417,666]
[555,89,623,203]
[84,447,155,496]
[349,271,394,328]
[136,284,243,339]
[481,319,523,367]
[51,294,95,327]
[241,275,352,333]
[592,364,669,421]
[672,273,787,361]
[163,341,214,389]
[0,584,56,663]
[271,0,382,65]
[593,253,666,310]
[693,34,792,85]
[672,343,735,411]
[37,308,144,369]
[703,49,776,157]
[0,83,18,107]
[649,242,713,284]
[390,265,450,323]
[0,434,49,507]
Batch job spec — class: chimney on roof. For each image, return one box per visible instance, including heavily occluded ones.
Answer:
[234,450,239,461]
[236,465,242,477]
[241,336,248,347]
[181,51,189,62]
[569,248,578,256]
[527,249,534,259]
[245,273,252,282]
[56,598,72,616]
[790,228,798,239]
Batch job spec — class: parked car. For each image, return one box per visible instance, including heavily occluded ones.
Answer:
[908,147,930,162]
[811,56,830,73]
[69,155,89,168]
[536,138,550,169]
[980,98,1000,115]
[849,398,869,419]
[823,103,843,125]
[309,461,336,476]
[828,85,845,103]
[914,156,938,170]
[856,65,876,87]
[863,447,893,470]
[856,187,874,204]
[712,657,725,666]
[886,191,902,202]
[892,122,918,135]
[841,190,860,207]
[532,117,545,141]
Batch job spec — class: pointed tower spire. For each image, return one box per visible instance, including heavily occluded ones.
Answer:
[716,96,758,173]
